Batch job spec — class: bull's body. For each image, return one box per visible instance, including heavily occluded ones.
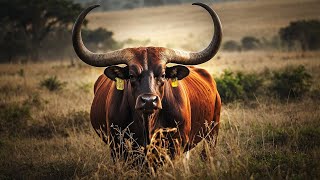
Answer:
[72,3,223,160]
[91,64,221,153]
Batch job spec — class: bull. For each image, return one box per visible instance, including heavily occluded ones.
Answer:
[72,2,222,162]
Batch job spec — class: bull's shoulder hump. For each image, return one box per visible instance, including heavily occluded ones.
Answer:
[188,67,213,83]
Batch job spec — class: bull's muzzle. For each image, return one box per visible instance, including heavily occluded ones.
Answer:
[135,94,162,113]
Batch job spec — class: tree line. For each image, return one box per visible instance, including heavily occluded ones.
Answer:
[0,0,120,63]
[223,19,320,52]
[1,0,319,62]
[75,0,225,11]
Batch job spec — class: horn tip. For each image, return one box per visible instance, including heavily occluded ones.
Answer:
[90,4,101,9]
[192,2,204,6]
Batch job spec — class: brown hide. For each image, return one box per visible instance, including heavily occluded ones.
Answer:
[91,65,221,153]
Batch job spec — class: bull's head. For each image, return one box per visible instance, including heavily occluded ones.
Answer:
[72,3,221,118]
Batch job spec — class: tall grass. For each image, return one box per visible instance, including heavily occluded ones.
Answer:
[0,51,319,179]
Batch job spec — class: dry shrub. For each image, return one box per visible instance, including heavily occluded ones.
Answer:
[40,76,66,91]
[99,124,182,176]
[146,128,178,174]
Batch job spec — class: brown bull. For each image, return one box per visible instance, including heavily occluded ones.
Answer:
[72,3,222,160]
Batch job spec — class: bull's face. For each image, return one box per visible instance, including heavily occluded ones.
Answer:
[103,48,190,116]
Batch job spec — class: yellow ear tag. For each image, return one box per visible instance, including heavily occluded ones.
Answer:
[115,77,124,90]
[171,77,178,87]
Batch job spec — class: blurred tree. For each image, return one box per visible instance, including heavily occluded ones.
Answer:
[82,28,114,44]
[0,0,84,61]
[0,20,28,62]
[145,0,165,6]
[223,40,241,51]
[241,36,261,50]
[81,27,122,51]
[279,20,320,51]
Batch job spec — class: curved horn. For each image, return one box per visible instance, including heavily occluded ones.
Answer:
[72,5,133,67]
[164,3,222,65]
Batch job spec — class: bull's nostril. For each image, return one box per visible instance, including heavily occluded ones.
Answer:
[151,96,157,102]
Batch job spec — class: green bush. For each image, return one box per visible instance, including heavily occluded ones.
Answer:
[215,70,244,103]
[237,72,264,99]
[269,65,312,99]
[40,76,65,91]
[215,66,312,103]
[215,70,263,103]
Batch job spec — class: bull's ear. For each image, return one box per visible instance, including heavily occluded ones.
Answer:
[104,66,129,81]
[165,65,190,80]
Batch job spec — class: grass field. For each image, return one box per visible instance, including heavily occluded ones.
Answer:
[1,0,320,179]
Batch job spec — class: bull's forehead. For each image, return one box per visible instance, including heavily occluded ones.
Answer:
[128,47,166,72]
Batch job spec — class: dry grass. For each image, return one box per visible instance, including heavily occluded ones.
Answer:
[1,51,319,179]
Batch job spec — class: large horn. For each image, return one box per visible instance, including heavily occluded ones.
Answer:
[72,5,133,67]
[164,3,222,65]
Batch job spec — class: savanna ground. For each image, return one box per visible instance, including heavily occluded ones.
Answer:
[1,0,320,179]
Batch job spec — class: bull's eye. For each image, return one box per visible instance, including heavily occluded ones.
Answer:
[129,74,136,81]
[157,74,165,86]
[157,74,165,79]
